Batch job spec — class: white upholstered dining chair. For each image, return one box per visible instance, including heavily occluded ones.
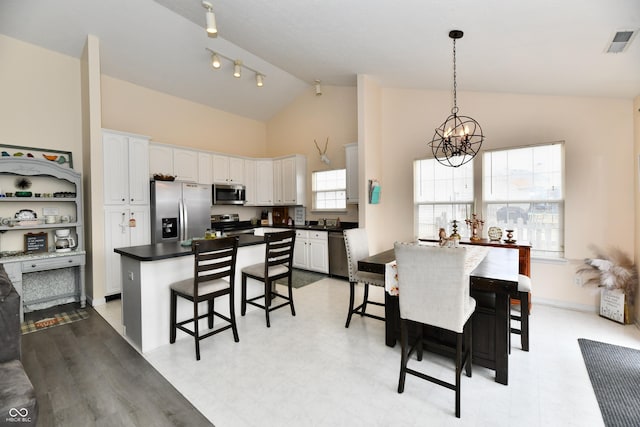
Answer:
[394,242,476,418]
[343,228,385,328]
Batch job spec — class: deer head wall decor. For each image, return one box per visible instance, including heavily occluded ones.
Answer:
[314,138,331,165]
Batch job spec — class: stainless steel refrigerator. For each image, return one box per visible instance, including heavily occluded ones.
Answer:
[150,181,211,243]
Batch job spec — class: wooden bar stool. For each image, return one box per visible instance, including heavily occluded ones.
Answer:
[169,236,239,361]
[241,230,296,327]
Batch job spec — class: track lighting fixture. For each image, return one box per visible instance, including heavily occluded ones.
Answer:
[205,48,265,87]
[202,1,217,37]
[314,80,322,96]
[210,53,221,69]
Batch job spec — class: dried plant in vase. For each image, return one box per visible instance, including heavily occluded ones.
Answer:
[576,245,638,308]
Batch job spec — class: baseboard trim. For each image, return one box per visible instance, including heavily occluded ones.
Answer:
[531,297,597,314]
[89,296,106,307]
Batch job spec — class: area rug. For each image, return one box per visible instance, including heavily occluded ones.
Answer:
[578,338,640,427]
[276,269,328,288]
[21,309,89,334]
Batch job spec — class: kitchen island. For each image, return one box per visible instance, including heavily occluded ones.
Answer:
[114,234,267,353]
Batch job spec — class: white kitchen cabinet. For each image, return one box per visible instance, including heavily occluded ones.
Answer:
[272,155,306,206]
[104,205,150,295]
[198,152,213,184]
[244,159,256,205]
[282,155,306,205]
[149,143,174,178]
[103,130,150,205]
[255,159,274,205]
[345,143,358,204]
[213,154,244,184]
[173,148,198,182]
[272,159,282,204]
[293,229,328,273]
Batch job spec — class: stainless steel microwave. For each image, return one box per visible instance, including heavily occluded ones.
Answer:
[212,184,246,205]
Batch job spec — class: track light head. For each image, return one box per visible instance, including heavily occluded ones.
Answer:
[211,53,221,69]
[256,73,264,87]
[233,60,242,78]
[314,80,322,96]
[202,1,217,37]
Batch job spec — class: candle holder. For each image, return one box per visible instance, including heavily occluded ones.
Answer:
[465,213,484,241]
[504,229,516,243]
[450,220,461,240]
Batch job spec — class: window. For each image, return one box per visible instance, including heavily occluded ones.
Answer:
[312,169,346,210]
[413,142,564,258]
[483,143,564,258]
[414,159,474,238]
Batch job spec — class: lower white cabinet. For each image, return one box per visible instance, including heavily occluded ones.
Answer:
[293,230,328,273]
[105,206,150,295]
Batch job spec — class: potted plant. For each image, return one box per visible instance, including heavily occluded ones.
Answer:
[577,246,637,324]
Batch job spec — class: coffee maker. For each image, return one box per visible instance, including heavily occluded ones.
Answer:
[54,229,76,252]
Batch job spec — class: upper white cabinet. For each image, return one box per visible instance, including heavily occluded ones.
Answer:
[274,155,306,206]
[103,130,150,205]
[173,148,198,182]
[244,159,256,205]
[255,160,274,205]
[282,155,306,205]
[213,154,244,184]
[198,152,213,185]
[149,144,174,178]
[345,143,359,204]
[272,159,282,204]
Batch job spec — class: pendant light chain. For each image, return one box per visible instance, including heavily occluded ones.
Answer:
[452,38,458,114]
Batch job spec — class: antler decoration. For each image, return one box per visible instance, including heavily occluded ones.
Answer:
[314,137,331,164]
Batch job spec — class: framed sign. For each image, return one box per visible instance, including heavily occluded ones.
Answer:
[24,232,48,253]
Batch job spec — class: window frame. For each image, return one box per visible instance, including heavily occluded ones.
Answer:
[413,141,565,259]
[312,168,347,212]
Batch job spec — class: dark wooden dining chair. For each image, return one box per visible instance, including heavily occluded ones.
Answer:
[343,228,385,328]
[169,236,239,361]
[394,242,476,418]
[241,230,296,327]
[510,274,531,351]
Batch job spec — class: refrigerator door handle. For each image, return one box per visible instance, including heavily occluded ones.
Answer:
[179,199,187,241]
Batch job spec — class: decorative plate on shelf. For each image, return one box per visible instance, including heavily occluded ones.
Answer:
[15,209,37,220]
[487,226,502,241]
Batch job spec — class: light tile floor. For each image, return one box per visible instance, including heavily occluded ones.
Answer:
[95,278,640,427]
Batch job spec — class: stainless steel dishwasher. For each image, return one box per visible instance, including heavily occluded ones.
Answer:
[328,231,349,279]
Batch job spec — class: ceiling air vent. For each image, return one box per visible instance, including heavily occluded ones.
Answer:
[606,29,637,53]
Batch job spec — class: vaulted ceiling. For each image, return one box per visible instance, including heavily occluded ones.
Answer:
[1,0,639,121]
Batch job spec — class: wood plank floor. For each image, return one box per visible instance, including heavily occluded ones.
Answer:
[20,304,214,427]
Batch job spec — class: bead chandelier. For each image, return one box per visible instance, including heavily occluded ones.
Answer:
[429,30,484,168]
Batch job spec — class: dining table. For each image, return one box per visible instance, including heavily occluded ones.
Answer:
[358,245,519,385]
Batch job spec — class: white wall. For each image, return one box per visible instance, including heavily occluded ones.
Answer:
[267,85,359,223]
[370,87,635,309]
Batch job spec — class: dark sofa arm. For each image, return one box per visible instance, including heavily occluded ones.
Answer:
[0,286,21,363]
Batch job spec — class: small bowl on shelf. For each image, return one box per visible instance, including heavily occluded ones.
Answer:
[153,174,176,182]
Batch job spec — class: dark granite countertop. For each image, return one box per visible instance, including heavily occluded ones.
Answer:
[114,234,265,262]
[263,221,358,233]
